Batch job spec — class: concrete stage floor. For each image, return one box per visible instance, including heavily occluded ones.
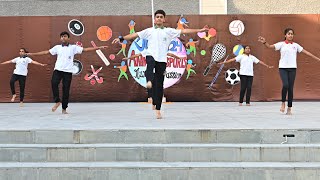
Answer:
[0,102,319,130]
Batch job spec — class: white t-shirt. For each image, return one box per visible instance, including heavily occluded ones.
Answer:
[49,44,83,73]
[11,57,33,76]
[137,27,181,62]
[235,54,260,76]
[274,41,303,68]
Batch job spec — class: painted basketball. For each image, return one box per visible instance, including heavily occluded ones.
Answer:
[97,26,112,41]
[229,20,245,36]
[233,44,244,56]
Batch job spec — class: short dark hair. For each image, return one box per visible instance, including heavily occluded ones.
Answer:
[60,31,70,38]
[284,28,294,35]
[20,48,28,53]
[154,10,166,17]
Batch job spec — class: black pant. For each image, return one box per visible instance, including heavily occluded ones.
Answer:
[146,56,155,83]
[147,88,152,98]
[279,68,296,107]
[146,56,166,110]
[10,74,26,102]
[239,75,253,104]
[144,65,153,98]
[51,70,72,110]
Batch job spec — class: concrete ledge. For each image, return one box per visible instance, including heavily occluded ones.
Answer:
[1,143,320,162]
[0,129,319,144]
[1,161,320,168]
[0,162,320,180]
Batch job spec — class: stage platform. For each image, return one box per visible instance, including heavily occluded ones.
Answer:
[0,102,319,130]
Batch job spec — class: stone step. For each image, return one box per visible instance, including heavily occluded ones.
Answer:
[0,129,319,144]
[0,162,320,180]
[1,143,320,162]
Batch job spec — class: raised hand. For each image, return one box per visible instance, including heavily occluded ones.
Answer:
[199,25,209,32]
[112,38,120,44]
[98,46,108,49]
[258,36,266,43]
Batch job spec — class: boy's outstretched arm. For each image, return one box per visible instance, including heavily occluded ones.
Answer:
[27,50,50,56]
[112,33,139,44]
[123,53,142,60]
[83,46,108,52]
[181,26,209,34]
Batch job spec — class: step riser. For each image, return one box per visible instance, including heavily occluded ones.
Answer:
[1,146,320,162]
[0,167,318,180]
[1,130,320,144]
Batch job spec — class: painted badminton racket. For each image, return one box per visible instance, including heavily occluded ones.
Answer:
[209,54,229,88]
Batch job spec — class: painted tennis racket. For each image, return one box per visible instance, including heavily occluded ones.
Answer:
[203,43,226,76]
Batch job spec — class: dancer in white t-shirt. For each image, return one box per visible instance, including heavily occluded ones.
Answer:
[27,32,108,114]
[113,9,208,119]
[258,28,320,115]
[219,45,273,106]
[0,48,46,106]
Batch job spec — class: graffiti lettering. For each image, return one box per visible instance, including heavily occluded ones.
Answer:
[166,57,187,68]
[165,72,182,79]
[134,37,148,51]
[168,40,183,52]
[134,68,146,79]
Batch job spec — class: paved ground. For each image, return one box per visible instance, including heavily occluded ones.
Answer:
[0,102,319,130]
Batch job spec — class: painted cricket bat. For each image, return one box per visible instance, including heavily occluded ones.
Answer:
[91,41,110,66]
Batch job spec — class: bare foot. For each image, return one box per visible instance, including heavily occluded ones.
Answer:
[156,110,162,119]
[62,109,68,114]
[148,98,152,104]
[238,103,242,106]
[11,94,16,102]
[286,107,292,115]
[280,103,285,113]
[146,81,152,89]
[246,104,251,106]
[52,102,61,112]
[19,102,24,107]
[152,105,156,110]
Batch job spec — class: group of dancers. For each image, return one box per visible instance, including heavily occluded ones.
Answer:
[2,10,320,117]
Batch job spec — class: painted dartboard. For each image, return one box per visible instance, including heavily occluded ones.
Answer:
[68,19,84,36]
[72,59,83,75]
